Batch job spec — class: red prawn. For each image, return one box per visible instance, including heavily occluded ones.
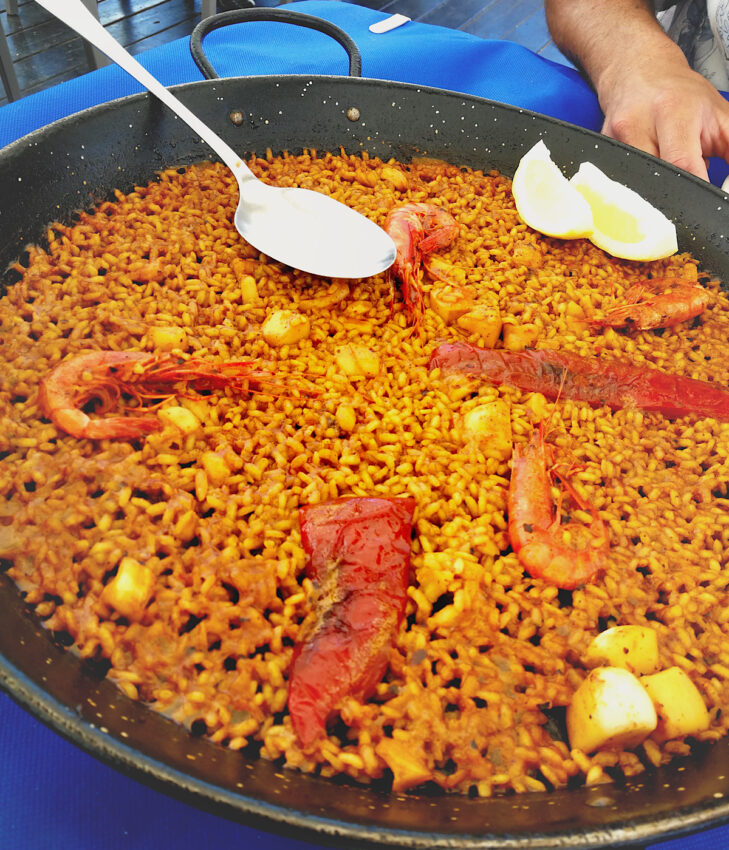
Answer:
[508,423,608,589]
[428,341,729,422]
[591,277,709,331]
[38,350,286,440]
[385,203,459,329]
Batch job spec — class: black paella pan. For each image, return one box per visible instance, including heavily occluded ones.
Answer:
[2,5,729,848]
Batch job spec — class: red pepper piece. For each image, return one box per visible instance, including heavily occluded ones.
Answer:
[288,496,415,748]
[428,341,729,422]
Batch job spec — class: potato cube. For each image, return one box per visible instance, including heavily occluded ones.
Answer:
[503,320,539,351]
[426,256,468,286]
[231,257,259,304]
[150,325,186,351]
[336,404,357,433]
[381,165,409,192]
[584,626,660,675]
[376,737,432,792]
[456,303,502,347]
[102,557,154,621]
[512,241,543,269]
[335,344,380,377]
[262,309,310,346]
[239,274,259,305]
[429,284,475,324]
[201,451,230,486]
[523,392,550,422]
[158,405,201,435]
[566,667,657,753]
[173,509,198,543]
[640,667,710,741]
[462,400,512,460]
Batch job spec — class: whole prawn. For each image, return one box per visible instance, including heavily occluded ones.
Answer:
[38,350,284,440]
[385,203,459,328]
[428,341,729,422]
[508,423,608,589]
[592,277,709,331]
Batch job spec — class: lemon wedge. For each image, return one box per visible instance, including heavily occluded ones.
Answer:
[569,161,678,261]
[511,140,594,239]
[512,141,679,262]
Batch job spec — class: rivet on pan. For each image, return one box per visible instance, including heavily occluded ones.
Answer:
[347,107,361,122]
[229,110,244,126]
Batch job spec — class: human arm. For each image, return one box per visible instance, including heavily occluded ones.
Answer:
[544,0,729,180]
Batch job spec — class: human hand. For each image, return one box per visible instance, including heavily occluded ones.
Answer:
[597,52,729,182]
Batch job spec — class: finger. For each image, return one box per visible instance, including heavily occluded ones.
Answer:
[601,113,660,159]
[654,108,709,181]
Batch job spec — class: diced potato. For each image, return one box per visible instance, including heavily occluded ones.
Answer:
[201,450,230,486]
[566,667,657,753]
[462,400,512,461]
[523,392,550,422]
[381,165,409,192]
[239,274,259,305]
[502,320,539,351]
[376,737,432,792]
[584,626,660,675]
[173,509,198,543]
[429,284,475,324]
[102,556,155,621]
[512,241,543,269]
[336,404,357,433]
[181,397,210,424]
[158,405,201,436]
[335,344,380,377]
[150,325,186,351]
[262,309,310,346]
[426,255,468,286]
[640,667,710,741]
[456,303,502,347]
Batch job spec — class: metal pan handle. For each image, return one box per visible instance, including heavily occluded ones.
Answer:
[190,8,363,80]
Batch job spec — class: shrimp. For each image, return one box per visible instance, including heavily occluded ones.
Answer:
[384,203,459,328]
[508,423,608,589]
[38,350,283,440]
[428,341,729,422]
[591,277,709,331]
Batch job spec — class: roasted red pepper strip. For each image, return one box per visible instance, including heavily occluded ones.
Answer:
[288,496,416,748]
[428,341,729,421]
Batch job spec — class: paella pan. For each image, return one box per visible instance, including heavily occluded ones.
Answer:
[3,5,729,848]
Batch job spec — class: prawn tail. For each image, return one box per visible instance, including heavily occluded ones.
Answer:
[82,416,162,440]
[51,406,161,440]
[521,538,602,590]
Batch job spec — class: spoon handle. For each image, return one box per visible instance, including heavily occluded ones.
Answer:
[35,0,249,177]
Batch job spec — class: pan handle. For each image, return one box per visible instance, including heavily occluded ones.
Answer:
[190,8,363,80]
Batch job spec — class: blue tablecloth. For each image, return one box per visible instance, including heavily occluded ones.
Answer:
[1,3,728,847]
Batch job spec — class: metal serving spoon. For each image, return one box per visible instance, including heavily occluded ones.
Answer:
[35,0,396,279]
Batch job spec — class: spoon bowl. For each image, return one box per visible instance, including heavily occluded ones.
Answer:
[36,0,397,280]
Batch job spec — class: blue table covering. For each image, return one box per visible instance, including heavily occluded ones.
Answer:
[1,2,728,847]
